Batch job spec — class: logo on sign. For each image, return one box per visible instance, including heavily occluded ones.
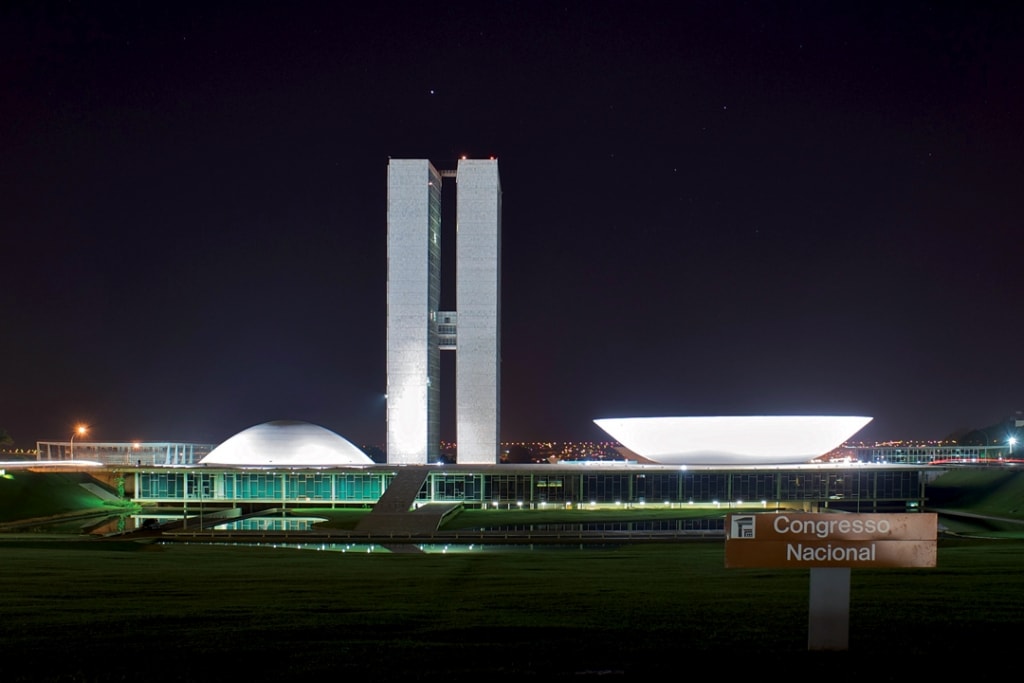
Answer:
[732,515,755,539]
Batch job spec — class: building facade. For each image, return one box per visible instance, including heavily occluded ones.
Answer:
[849,443,1016,464]
[453,159,502,464]
[128,463,928,518]
[386,158,501,465]
[35,441,213,466]
[386,159,442,464]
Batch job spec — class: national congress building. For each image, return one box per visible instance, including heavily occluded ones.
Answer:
[24,157,1009,525]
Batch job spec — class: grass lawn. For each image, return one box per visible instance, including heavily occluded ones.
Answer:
[0,471,125,521]
[3,468,1024,681]
[1,537,1023,682]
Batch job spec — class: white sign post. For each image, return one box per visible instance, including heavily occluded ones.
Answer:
[807,567,851,650]
[726,513,937,651]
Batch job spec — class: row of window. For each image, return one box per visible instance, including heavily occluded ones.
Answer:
[136,470,923,506]
[138,473,387,501]
[430,472,921,504]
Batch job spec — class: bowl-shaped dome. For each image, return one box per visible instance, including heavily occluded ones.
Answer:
[593,415,872,465]
[200,420,374,467]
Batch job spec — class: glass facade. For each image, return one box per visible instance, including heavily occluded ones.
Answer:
[133,466,925,512]
[37,441,213,466]
[851,445,1012,464]
[137,470,388,504]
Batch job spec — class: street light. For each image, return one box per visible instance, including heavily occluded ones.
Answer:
[1010,437,1018,456]
[69,424,87,460]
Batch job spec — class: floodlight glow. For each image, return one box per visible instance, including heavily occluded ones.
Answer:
[593,415,872,465]
[388,381,429,458]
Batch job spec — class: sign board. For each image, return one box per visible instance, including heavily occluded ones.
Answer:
[725,513,937,569]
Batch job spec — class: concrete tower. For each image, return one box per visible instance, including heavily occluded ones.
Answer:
[386,158,501,465]
[386,159,442,464]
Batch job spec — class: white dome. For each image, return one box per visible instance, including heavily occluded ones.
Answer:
[593,415,872,465]
[200,420,374,467]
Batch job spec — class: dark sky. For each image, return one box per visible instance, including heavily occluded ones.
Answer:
[3,1,1022,449]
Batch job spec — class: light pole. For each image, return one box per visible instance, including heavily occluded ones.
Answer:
[69,425,87,460]
[1010,437,1018,457]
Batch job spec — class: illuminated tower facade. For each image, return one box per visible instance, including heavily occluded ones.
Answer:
[386,158,501,465]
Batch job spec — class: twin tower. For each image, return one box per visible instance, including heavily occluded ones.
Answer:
[386,158,501,465]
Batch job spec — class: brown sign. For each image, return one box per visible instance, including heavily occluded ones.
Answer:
[725,513,937,568]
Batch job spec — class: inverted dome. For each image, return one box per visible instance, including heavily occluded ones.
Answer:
[200,420,374,467]
[593,415,872,465]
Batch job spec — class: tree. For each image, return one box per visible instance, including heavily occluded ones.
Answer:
[0,428,13,447]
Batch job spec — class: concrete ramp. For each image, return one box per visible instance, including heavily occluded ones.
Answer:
[356,468,462,533]
[81,483,120,502]
[366,467,430,514]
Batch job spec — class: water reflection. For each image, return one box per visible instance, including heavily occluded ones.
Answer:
[485,519,724,532]
[163,540,614,554]
[9,515,721,551]
[213,517,327,532]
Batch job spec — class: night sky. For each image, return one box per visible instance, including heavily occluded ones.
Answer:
[3,1,1022,449]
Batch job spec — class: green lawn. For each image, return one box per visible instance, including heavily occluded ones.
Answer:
[0,537,1022,681]
[925,467,1024,515]
[0,471,123,521]
[3,468,1024,681]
